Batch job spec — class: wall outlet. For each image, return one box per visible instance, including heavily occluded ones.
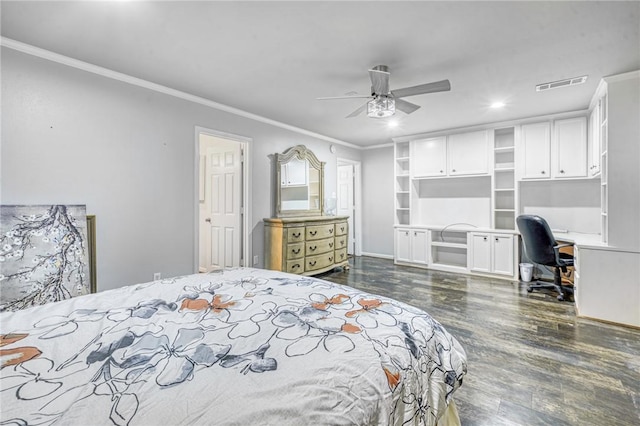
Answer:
[153,272,161,280]
[253,255,259,266]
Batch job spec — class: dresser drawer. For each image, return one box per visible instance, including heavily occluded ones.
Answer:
[287,227,305,243]
[335,221,348,236]
[305,238,334,256]
[335,235,348,251]
[306,223,335,241]
[286,242,304,260]
[335,248,348,264]
[305,252,335,272]
[286,259,305,274]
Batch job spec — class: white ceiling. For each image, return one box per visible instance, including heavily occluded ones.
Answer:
[2,1,639,147]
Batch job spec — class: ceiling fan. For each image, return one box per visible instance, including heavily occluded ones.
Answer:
[317,65,451,118]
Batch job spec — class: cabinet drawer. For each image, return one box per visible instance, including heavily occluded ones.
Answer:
[306,252,335,272]
[306,223,335,241]
[335,235,348,250]
[286,259,305,274]
[335,248,348,264]
[286,242,304,260]
[305,238,334,256]
[335,221,348,236]
[287,227,305,243]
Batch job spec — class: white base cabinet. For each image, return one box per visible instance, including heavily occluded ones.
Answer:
[468,232,515,277]
[395,228,428,265]
[395,226,517,280]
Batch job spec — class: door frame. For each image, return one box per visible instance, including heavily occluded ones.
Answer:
[194,126,252,272]
[336,157,362,256]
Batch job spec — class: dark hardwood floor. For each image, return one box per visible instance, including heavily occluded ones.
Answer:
[318,256,640,426]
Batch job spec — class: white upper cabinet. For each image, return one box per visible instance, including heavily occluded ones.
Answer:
[519,117,587,180]
[521,122,551,179]
[410,136,447,178]
[410,131,489,178]
[553,117,587,178]
[448,130,490,176]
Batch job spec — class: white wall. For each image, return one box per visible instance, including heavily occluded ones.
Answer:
[1,48,361,290]
[361,146,394,256]
[606,73,640,251]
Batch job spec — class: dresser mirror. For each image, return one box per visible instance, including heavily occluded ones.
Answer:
[275,145,324,217]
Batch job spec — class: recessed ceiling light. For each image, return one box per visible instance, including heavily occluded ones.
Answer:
[387,119,399,128]
[490,102,506,109]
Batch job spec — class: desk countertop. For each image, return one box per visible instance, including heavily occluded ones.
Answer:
[553,231,607,248]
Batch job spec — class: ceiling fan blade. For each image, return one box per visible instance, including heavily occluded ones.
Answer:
[316,95,373,100]
[346,103,368,118]
[394,98,421,115]
[391,79,451,98]
[368,68,390,95]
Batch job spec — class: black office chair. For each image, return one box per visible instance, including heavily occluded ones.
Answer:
[516,215,574,301]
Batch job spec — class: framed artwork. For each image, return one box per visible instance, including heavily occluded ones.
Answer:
[0,205,92,311]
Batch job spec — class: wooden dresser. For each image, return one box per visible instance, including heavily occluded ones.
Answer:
[264,215,350,275]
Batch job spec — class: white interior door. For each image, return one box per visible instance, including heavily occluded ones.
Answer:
[200,136,242,271]
[337,163,355,255]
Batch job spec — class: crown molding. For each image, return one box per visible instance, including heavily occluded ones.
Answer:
[1,37,361,150]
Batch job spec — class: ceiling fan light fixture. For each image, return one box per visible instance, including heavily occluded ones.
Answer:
[367,96,396,118]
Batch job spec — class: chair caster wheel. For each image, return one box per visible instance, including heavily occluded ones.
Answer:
[557,295,564,301]
[527,287,533,293]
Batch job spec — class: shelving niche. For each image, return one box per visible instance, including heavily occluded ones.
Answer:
[493,127,516,230]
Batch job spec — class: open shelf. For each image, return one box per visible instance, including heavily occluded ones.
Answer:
[430,241,467,249]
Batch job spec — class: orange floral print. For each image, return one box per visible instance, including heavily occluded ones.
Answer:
[0,333,42,369]
[341,323,362,334]
[346,298,383,318]
[180,295,237,313]
[383,367,401,390]
[312,294,350,310]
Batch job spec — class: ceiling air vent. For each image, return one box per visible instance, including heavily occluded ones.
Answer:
[536,75,588,92]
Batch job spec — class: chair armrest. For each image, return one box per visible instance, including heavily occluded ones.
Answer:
[553,243,573,264]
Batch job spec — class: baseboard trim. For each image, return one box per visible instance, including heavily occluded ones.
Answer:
[360,252,394,260]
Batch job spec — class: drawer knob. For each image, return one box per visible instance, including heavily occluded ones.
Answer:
[309,260,317,266]
[293,248,301,254]
[340,240,345,246]
[293,263,300,269]
[310,230,317,236]
[341,227,345,231]
[329,257,333,262]
[293,232,301,238]
[340,253,344,259]
[329,229,334,233]
[329,242,334,248]
[309,245,317,251]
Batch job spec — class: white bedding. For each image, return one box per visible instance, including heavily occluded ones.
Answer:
[0,268,467,425]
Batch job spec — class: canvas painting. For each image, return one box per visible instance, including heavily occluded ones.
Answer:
[0,205,91,312]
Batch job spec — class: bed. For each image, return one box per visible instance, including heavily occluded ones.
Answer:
[0,268,467,425]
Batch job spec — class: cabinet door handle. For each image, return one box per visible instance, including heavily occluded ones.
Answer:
[483,237,487,241]
[414,232,417,236]
[310,230,317,236]
[495,238,499,242]
[560,170,565,174]
[452,169,456,172]
[440,170,444,173]
[541,171,546,174]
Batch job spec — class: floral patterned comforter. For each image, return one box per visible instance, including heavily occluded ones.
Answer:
[0,268,467,425]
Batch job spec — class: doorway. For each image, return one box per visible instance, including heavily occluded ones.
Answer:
[195,128,251,272]
[336,158,362,256]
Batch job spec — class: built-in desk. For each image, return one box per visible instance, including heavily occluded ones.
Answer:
[551,232,640,328]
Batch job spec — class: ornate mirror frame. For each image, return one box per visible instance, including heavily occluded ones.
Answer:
[275,145,325,218]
